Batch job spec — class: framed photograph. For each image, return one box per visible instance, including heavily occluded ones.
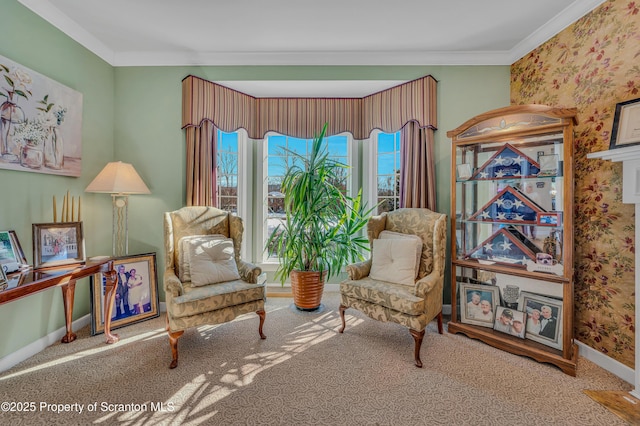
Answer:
[537,154,559,176]
[0,266,7,288]
[32,222,85,269]
[493,306,526,339]
[537,212,561,226]
[8,230,28,267]
[90,252,159,335]
[456,163,472,180]
[0,231,20,274]
[459,282,500,328]
[610,97,640,149]
[518,291,563,350]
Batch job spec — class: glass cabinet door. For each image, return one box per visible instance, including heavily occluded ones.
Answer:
[455,132,565,276]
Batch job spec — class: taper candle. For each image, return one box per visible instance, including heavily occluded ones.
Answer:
[66,190,70,222]
[78,196,81,222]
[61,194,67,223]
[71,196,75,221]
[53,196,57,223]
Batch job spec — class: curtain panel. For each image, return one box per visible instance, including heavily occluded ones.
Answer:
[400,122,436,210]
[185,120,217,207]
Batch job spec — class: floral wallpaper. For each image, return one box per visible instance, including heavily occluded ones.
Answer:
[511,0,639,368]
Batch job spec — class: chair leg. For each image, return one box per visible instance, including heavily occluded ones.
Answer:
[409,329,425,368]
[168,329,184,369]
[338,304,347,333]
[257,309,266,339]
[436,311,444,334]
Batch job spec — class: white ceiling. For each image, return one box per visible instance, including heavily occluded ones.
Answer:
[19,0,605,67]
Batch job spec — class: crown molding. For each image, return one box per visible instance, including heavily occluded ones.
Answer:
[508,0,606,63]
[112,50,513,67]
[18,0,114,64]
[20,0,605,67]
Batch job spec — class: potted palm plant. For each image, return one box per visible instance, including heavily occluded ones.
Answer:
[269,123,373,310]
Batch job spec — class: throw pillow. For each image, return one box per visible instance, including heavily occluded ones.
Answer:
[187,237,240,286]
[178,234,224,282]
[369,238,418,286]
[378,230,423,278]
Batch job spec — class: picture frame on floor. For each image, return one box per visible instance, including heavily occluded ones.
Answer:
[518,291,563,350]
[90,252,159,335]
[32,222,85,268]
[459,282,500,328]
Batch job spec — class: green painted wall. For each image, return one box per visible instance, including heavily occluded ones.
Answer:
[0,1,509,362]
[114,65,511,305]
[0,1,114,359]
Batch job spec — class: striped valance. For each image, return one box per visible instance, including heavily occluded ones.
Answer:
[182,75,437,139]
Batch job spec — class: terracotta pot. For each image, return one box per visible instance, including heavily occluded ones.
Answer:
[290,270,327,311]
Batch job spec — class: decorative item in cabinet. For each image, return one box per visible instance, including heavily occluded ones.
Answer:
[468,185,545,223]
[447,104,578,376]
[470,143,540,180]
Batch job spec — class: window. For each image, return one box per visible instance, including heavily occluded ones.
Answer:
[366,130,401,214]
[216,129,239,213]
[216,129,251,260]
[264,133,350,261]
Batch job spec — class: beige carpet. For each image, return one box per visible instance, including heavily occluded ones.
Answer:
[0,292,632,425]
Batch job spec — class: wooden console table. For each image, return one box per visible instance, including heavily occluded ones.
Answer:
[0,258,120,344]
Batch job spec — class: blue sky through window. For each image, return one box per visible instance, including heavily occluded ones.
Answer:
[267,134,348,177]
[377,132,400,175]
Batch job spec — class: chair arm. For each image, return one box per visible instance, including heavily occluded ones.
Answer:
[415,272,444,318]
[164,269,183,297]
[346,259,372,280]
[237,260,262,284]
[414,272,443,299]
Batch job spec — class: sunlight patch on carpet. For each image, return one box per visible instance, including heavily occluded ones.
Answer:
[0,328,166,381]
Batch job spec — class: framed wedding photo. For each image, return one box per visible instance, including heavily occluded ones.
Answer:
[518,291,563,350]
[32,222,85,269]
[90,252,159,335]
[610,97,640,149]
[459,283,500,328]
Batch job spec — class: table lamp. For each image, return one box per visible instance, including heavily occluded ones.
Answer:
[85,161,151,256]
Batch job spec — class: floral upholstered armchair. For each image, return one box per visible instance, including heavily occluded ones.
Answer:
[163,206,266,369]
[339,208,447,367]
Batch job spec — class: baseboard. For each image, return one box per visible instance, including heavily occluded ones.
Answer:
[442,303,451,316]
[576,341,634,385]
[0,314,91,373]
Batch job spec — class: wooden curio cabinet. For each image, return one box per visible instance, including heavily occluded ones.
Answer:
[447,105,578,376]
